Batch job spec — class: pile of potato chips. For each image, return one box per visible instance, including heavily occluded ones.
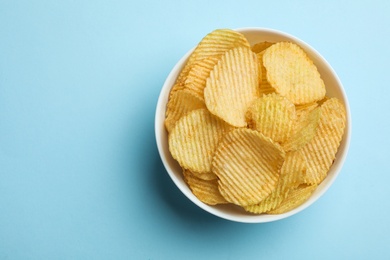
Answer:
[165,29,346,214]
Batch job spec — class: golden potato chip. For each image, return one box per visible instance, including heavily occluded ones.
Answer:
[256,51,275,96]
[183,169,227,205]
[246,93,296,144]
[175,29,250,86]
[267,184,317,214]
[280,150,307,189]
[283,107,321,152]
[263,42,326,104]
[295,101,319,118]
[244,150,306,214]
[184,56,220,99]
[165,89,206,132]
[212,128,285,206]
[204,47,259,127]
[251,41,274,54]
[189,29,250,64]
[301,98,346,184]
[168,108,232,174]
[196,170,217,181]
[168,83,185,100]
[175,62,193,86]
[317,95,330,106]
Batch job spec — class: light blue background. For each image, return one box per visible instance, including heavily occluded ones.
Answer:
[1,0,388,259]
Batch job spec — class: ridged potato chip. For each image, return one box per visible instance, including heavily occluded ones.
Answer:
[301,98,346,184]
[168,83,185,100]
[175,62,193,87]
[195,170,217,181]
[256,51,275,96]
[251,41,274,54]
[252,42,275,96]
[295,102,319,118]
[168,108,232,174]
[244,150,306,214]
[246,93,296,144]
[205,47,259,127]
[184,56,220,100]
[183,170,227,205]
[317,95,330,106]
[280,150,307,189]
[283,107,321,152]
[189,29,250,64]
[212,128,285,206]
[175,29,250,86]
[165,89,206,132]
[263,42,326,104]
[267,184,317,214]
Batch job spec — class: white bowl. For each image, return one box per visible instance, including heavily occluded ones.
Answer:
[155,27,351,223]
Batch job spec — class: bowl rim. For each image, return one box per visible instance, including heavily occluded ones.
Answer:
[155,27,352,223]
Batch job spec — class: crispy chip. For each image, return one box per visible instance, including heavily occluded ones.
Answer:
[267,184,317,214]
[184,56,220,99]
[301,98,346,184]
[295,102,319,118]
[283,107,321,152]
[175,29,250,86]
[212,128,285,206]
[280,150,307,189]
[244,150,306,214]
[317,95,330,106]
[251,41,274,54]
[165,89,206,132]
[189,29,250,64]
[175,62,193,86]
[246,93,296,144]
[256,51,275,96]
[168,108,232,174]
[168,83,185,100]
[183,169,227,205]
[205,47,259,127]
[196,170,218,181]
[263,42,326,104]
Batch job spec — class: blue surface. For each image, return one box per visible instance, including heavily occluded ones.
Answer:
[1,1,389,259]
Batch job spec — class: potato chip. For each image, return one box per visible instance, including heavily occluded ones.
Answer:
[256,51,275,96]
[301,98,346,184]
[175,62,193,86]
[168,108,232,174]
[184,56,220,99]
[189,29,250,64]
[244,150,306,214]
[251,41,274,54]
[165,89,206,132]
[204,47,259,127]
[168,83,185,100]
[263,42,326,104]
[175,29,250,86]
[283,107,321,152]
[267,184,317,214]
[196,170,218,181]
[295,101,319,118]
[317,95,330,106]
[183,169,227,205]
[280,150,307,189]
[212,128,285,206]
[246,93,296,144]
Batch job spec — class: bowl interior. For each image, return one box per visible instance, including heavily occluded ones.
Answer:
[155,28,351,223]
